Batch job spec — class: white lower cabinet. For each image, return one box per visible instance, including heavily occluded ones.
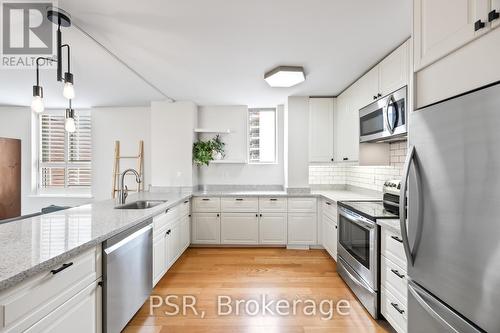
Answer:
[153,232,167,285]
[322,214,337,260]
[180,215,190,250]
[381,287,407,333]
[166,221,181,268]
[0,247,101,333]
[221,213,259,245]
[191,212,221,244]
[287,213,317,245]
[259,213,287,244]
[25,279,101,333]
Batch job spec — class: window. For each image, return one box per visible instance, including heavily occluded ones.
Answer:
[39,110,92,193]
[248,108,277,163]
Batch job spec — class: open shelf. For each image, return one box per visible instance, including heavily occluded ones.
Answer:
[194,128,232,134]
[210,160,247,164]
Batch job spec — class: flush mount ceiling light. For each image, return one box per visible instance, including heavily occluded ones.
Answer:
[264,66,305,88]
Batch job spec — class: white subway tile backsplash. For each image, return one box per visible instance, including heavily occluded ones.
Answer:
[309,141,408,190]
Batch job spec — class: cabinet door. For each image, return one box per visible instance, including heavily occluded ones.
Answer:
[221,213,259,244]
[153,233,166,285]
[491,0,500,29]
[191,213,220,244]
[25,280,100,333]
[322,214,337,261]
[379,41,409,96]
[414,0,487,71]
[309,98,334,162]
[166,223,181,268]
[287,213,317,245]
[356,66,380,108]
[259,213,287,244]
[180,215,190,250]
[335,89,359,162]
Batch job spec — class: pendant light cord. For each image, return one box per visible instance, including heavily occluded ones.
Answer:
[72,22,175,103]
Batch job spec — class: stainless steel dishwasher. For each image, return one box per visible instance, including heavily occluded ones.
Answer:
[103,219,152,333]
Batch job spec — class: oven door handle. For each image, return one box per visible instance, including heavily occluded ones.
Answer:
[339,208,375,230]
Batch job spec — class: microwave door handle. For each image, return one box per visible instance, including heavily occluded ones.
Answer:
[384,95,396,134]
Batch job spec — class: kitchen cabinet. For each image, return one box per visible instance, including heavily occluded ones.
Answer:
[258,197,287,212]
[356,66,380,108]
[221,213,259,244]
[192,197,221,213]
[0,247,100,332]
[259,213,287,244]
[221,197,258,212]
[413,0,492,71]
[491,0,500,29]
[287,197,317,213]
[287,213,317,245]
[153,232,167,285]
[180,215,190,250]
[166,221,181,268]
[309,97,334,162]
[322,214,337,261]
[334,89,359,162]
[379,41,409,96]
[24,280,101,333]
[191,212,221,244]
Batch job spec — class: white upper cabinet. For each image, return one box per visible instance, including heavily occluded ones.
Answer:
[356,66,380,109]
[309,98,334,163]
[492,0,500,29]
[334,89,359,162]
[414,0,491,71]
[379,41,409,96]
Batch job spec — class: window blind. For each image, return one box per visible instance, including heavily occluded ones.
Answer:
[40,112,92,189]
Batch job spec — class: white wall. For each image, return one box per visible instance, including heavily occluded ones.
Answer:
[286,96,310,189]
[150,101,198,187]
[198,105,285,186]
[92,106,151,200]
[0,106,152,214]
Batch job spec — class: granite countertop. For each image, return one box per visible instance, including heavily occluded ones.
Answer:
[0,187,382,292]
[0,191,191,292]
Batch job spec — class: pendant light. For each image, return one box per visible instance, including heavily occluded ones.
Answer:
[31,57,56,113]
[31,7,75,113]
[65,100,76,133]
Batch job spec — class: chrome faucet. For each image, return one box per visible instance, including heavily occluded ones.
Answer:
[118,169,141,204]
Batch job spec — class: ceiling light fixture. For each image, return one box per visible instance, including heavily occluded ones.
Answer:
[65,100,76,133]
[30,7,75,113]
[264,66,306,88]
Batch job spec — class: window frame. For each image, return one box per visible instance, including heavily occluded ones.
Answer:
[247,108,278,165]
[36,109,92,196]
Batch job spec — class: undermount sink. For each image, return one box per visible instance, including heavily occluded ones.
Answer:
[115,200,167,210]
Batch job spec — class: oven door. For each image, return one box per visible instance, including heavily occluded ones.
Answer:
[337,207,378,289]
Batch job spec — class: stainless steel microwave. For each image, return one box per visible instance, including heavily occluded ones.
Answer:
[359,86,407,143]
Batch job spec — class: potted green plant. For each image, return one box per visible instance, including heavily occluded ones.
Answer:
[193,135,225,166]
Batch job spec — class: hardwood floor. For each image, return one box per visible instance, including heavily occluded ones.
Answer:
[124,248,394,333]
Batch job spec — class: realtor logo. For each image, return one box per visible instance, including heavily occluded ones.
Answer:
[1,1,56,68]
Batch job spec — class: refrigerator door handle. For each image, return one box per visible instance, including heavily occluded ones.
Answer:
[400,145,422,266]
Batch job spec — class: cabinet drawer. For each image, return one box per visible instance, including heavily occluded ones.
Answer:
[192,197,221,212]
[153,205,181,234]
[322,199,337,222]
[381,287,407,333]
[221,213,259,244]
[288,197,317,213]
[179,199,190,217]
[221,197,258,212]
[381,255,408,304]
[0,247,98,331]
[259,197,287,212]
[381,227,407,270]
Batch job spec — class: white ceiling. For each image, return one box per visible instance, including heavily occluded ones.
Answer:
[0,0,411,108]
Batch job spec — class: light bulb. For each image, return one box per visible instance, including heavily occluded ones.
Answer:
[31,96,44,113]
[63,82,75,99]
[65,116,76,132]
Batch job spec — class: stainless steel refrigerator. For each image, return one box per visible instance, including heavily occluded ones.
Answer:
[401,82,500,333]
[0,138,21,220]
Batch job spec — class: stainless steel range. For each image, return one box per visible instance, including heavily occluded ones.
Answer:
[337,194,399,318]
